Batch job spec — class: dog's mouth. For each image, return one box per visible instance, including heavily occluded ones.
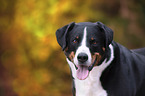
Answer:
[76,65,89,80]
[74,58,97,80]
[68,51,100,80]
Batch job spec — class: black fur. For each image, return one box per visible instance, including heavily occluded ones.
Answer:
[56,22,75,50]
[96,22,113,49]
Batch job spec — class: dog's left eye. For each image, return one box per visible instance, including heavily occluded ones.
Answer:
[91,40,97,45]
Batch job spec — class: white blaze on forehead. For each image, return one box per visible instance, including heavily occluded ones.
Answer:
[81,27,87,47]
[74,27,92,67]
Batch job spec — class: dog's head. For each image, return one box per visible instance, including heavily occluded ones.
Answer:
[56,22,113,80]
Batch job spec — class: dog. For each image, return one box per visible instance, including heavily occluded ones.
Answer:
[55,22,145,96]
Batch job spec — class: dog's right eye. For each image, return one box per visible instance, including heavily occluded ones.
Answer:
[73,39,78,43]
[72,36,79,44]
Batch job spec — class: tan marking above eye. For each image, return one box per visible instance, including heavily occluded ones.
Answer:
[91,37,94,40]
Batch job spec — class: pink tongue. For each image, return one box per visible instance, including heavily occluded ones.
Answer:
[76,66,89,80]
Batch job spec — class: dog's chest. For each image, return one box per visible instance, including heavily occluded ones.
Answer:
[74,67,107,96]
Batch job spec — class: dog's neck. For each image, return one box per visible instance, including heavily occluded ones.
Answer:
[67,44,114,96]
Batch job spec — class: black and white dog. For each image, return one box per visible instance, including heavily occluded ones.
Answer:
[56,22,145,96]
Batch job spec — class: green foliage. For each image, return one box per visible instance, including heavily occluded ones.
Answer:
[0,0,145,95]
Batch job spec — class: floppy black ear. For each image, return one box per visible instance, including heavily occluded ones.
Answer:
[95,21,113,48]
[56,22,75,51]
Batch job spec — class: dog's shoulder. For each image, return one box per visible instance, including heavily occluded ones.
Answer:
[101,41,145,96]
[131,48,145,56]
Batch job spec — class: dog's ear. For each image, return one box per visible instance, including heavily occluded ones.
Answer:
[95,22,113,48]
[56,22,75,51]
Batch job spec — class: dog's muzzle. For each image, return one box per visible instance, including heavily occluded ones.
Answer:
[77,53,88,63]
[75,52,90,80]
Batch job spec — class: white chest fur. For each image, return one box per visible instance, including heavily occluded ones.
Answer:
[66,44,114,96]
[74,66,108,96]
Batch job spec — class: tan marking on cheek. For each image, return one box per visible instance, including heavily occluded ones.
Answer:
[102,47,105,52]
[65,47,68,52]
[95,53,102,65]
[69,51,75,62]
[92,54,96,63]
[91,52,102,66]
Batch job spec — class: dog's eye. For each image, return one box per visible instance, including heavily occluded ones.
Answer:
[91,40,97,45]
[72,36,79,43]
[73,39,78,43]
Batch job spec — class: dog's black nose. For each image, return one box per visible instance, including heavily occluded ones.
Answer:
[77,53,88,63]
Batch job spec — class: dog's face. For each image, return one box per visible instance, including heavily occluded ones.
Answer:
[56,22,113,80]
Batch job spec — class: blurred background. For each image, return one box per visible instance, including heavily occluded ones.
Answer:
[0,0,145,96]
